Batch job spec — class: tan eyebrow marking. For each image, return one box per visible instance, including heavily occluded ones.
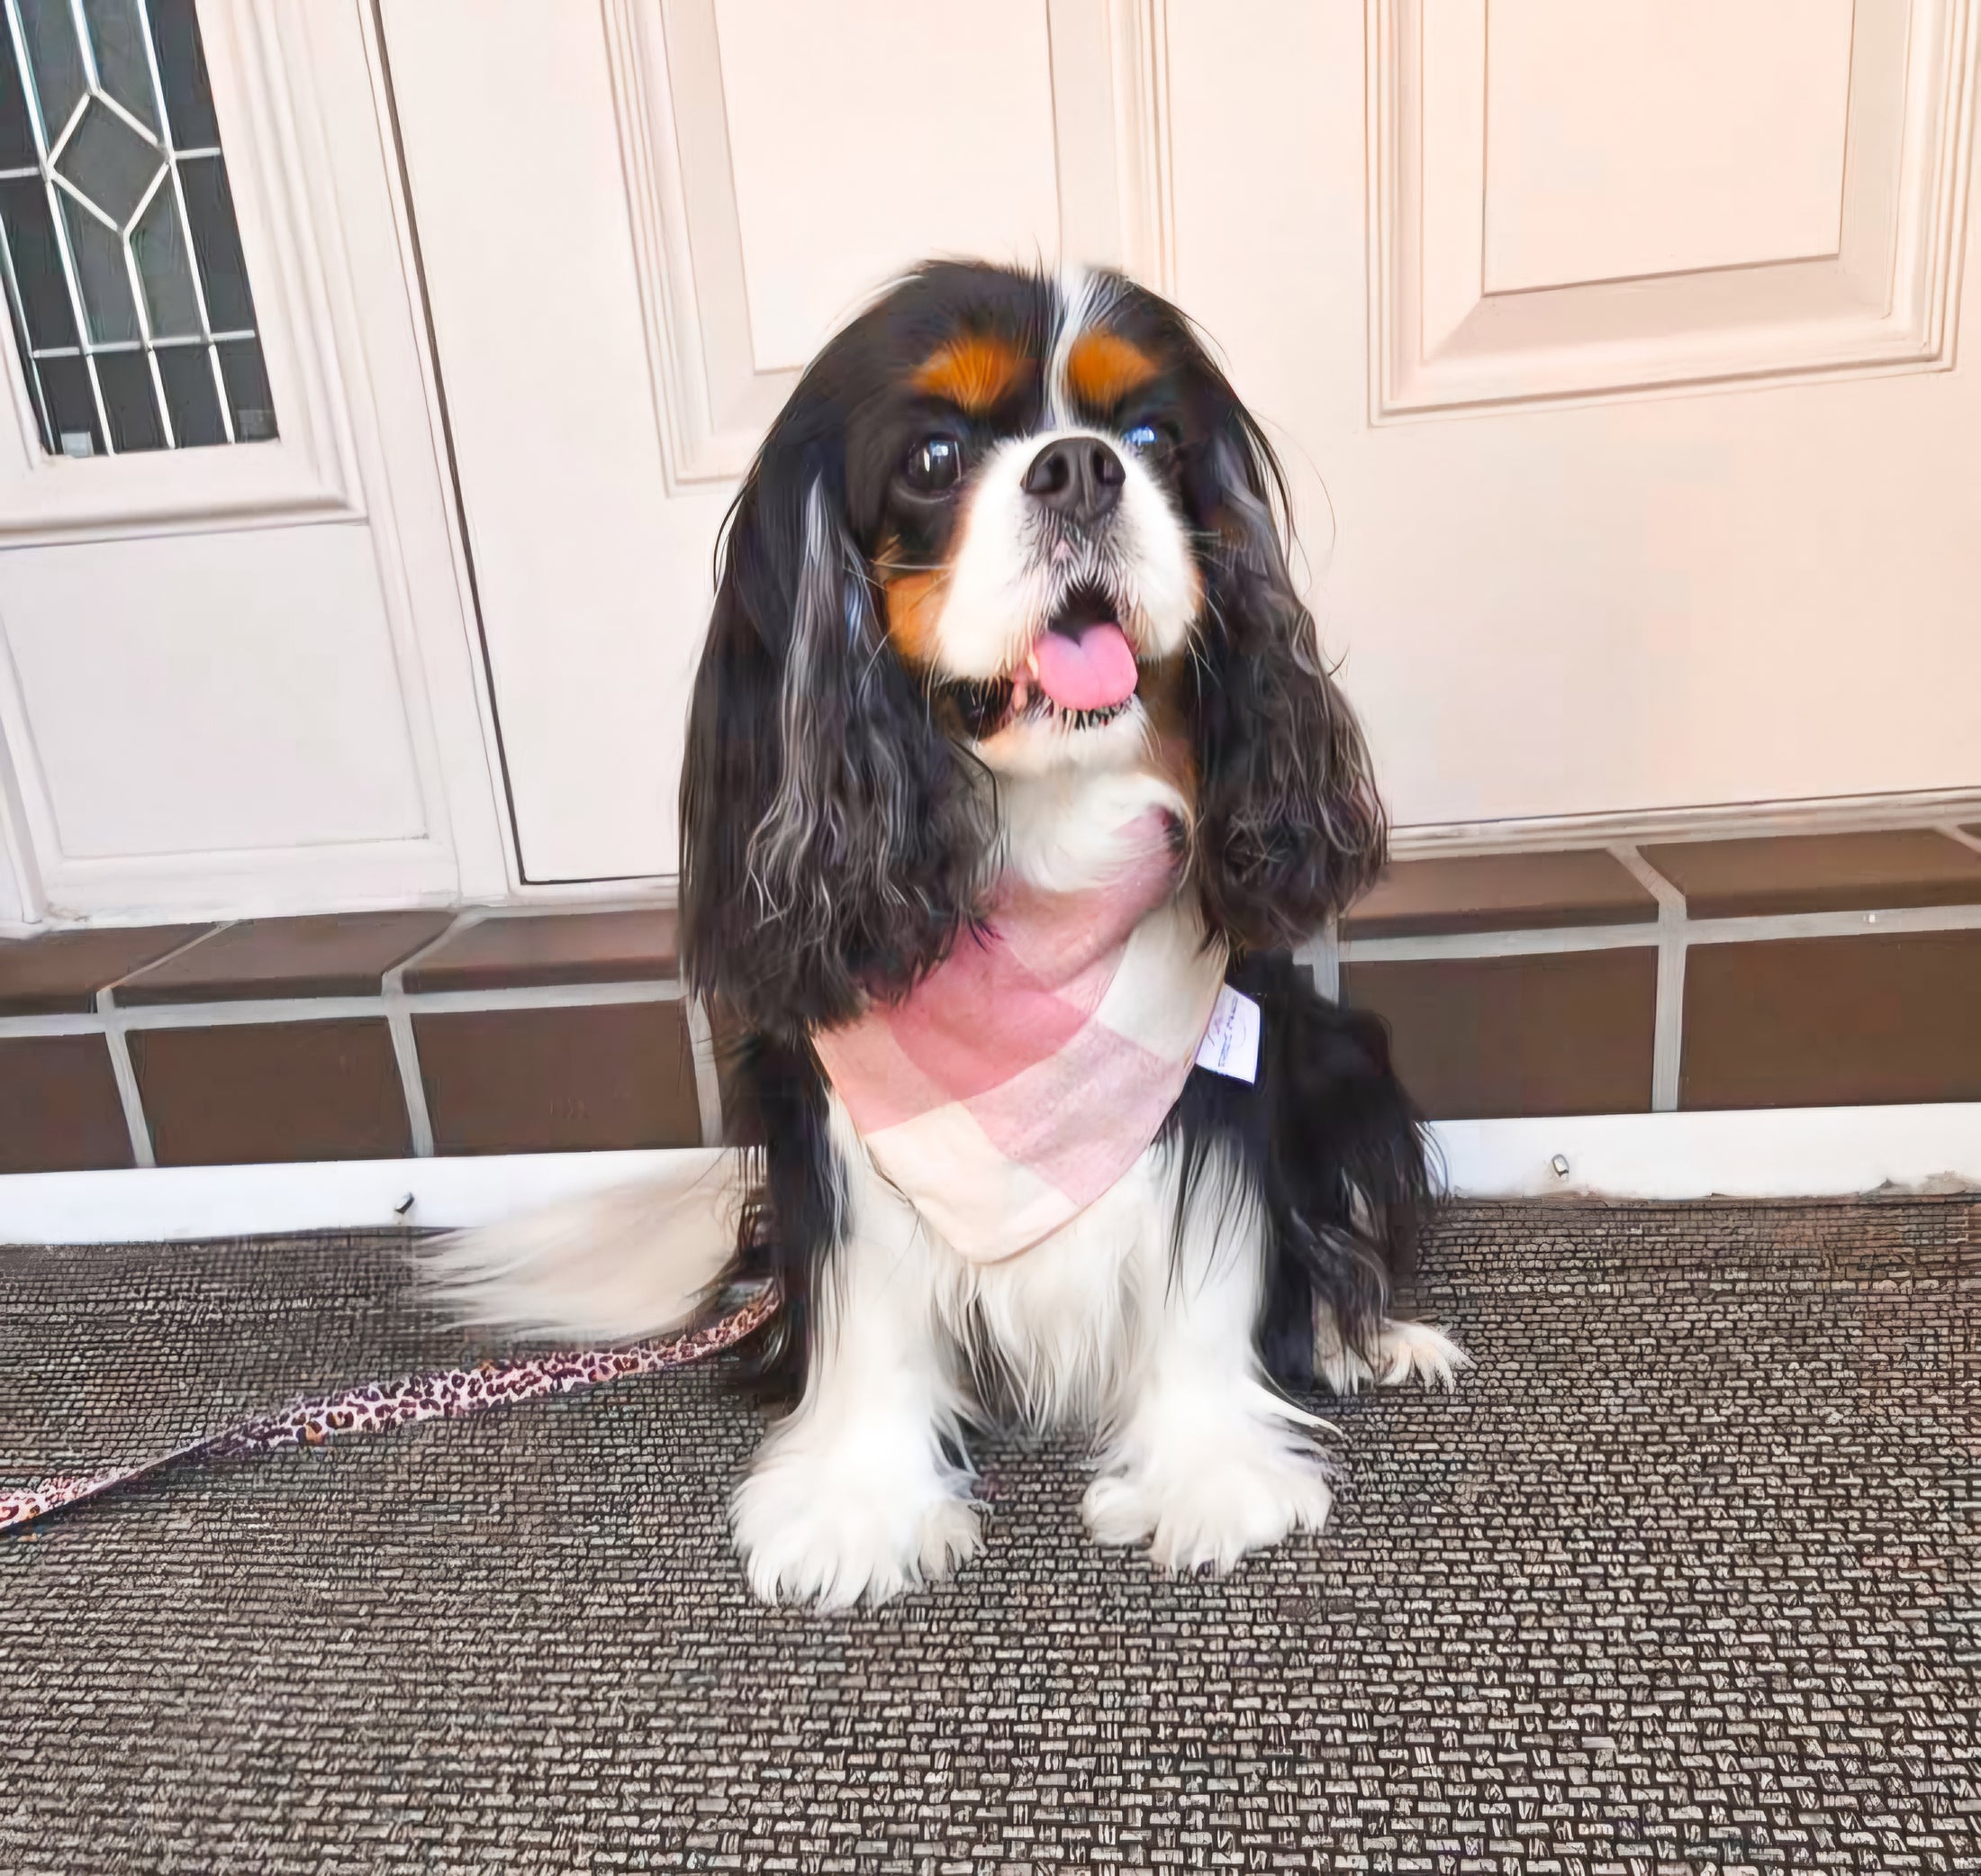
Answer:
[1065,330,1160,410]
[911,334,1027,412]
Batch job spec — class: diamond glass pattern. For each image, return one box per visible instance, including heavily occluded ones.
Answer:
[0,0,276,455]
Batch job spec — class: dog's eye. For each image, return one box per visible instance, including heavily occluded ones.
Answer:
[902,434,966,494]
[1122,421,1173,458]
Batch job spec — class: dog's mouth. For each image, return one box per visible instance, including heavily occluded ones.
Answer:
[939,584,1140,739]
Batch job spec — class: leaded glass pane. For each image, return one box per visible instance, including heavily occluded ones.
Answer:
[81,0,160,138]
[0,176,73,345]
[0,0,275,454]
[15,0,84,141]
[178,153,249,331]
[0,19,34,168]
[57,188,136,342]
[154,338,218,443]
[95,344,158,449]
[54,94,161,226]
[145,0,213,150]
[215,334,270,440]
[131,176,194,335]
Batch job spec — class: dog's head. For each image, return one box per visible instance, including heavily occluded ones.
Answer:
[682,262,1385,1038]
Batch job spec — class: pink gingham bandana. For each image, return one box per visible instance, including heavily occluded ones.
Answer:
[813,811,1227,1263]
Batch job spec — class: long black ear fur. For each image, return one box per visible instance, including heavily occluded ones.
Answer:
[1171,951,1435,1388]
[1187,420,1387,951]
[679,459,983,1043]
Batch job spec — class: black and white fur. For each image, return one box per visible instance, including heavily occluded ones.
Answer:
[436,263,1466,1609]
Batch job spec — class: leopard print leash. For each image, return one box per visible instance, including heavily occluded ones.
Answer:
[0,1283,781,1536]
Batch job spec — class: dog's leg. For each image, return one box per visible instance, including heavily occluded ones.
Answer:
[1314,1305,1471,1394]
[1081,1146,1334,1573]
[731,1108,981,1610]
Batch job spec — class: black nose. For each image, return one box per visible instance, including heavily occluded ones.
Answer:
[1023,438,1125,525]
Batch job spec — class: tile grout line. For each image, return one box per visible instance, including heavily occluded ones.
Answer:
[95,923,239,1172]
[95,994,154,1171]
[1609,845,1689,1115]
[0,976,695,1039]
[683,992,726,1149]
[381,912,484,1161]
[1939,821,1981,858]
[1303,919,1342,1001]
[1337,897,1981,962]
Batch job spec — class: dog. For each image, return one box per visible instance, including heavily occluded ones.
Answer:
[434,261,1466,1609]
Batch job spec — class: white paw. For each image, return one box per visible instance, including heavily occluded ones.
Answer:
[731,1444,983,1610]
[1082,1430,1334,1574]
[1316,1314,1472,1394]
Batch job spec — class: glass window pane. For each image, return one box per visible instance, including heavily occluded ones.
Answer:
[38,352,99,455]
[177,152,250,331]
[94,344,161,450]
[215,335,271,440]
[0,26,39,169]
[57,187,137,342]
[130,177,195,335]
[81,0,160,137]
[15,0,86,141]
[0,0,272,454]
[155,340,221,445]
[0,176,77,346]
[54,95,160,227]
[143,0,215,150]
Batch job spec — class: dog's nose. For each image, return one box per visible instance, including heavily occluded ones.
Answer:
[1023,438,1125,525]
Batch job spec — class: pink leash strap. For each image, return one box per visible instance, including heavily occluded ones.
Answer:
[0,1283,781,1536]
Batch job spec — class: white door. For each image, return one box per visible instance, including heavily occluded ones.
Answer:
[385,0,1981,888]
[0,0,506,925]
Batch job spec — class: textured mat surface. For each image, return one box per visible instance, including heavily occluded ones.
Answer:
[2,1200,1976,1873]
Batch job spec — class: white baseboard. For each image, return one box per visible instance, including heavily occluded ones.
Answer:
[0,1107,1976,1247]
[1433,1103,1981,1202]
[0,1150,727,1247]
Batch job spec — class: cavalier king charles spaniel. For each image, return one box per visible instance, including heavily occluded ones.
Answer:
[437,261,1467,1608]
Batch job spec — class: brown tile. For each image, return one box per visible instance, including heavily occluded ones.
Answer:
[0,925,210,1016]
[0,1035,134,1173]
[1343,851,1656,938]
[117,911,456,1004]
[403,910,679,993]
[1681,931,1981,1110]
[131,1020,411,1166]
[1341,948,1658,1120]
[417,1001,701,1155]
[1639,829,1981,920]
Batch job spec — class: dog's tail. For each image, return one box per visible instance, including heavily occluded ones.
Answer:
[421,1149,746,1341]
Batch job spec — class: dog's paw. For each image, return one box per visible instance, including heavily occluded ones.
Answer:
[1316,1315,1473,1395]
[731,1446,982,1610]
[1083,1432,1334,1574]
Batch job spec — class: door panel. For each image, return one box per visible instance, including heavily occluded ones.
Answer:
[396,0,1981,885]
[1174,0,1981,830]
[1481,0,1855,292]
[713,0,1063,371]
[387,0,1168,882]
[0,0,502,921]
[0,521,427,856]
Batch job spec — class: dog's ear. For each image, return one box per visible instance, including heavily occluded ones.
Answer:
[679,443,981,1042]
[1184,413,1386,951]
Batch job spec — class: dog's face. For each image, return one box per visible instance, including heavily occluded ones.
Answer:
[837,268,1209,776]
[682,261,1387,1037]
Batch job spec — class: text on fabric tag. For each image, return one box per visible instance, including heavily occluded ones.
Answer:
[1195,983,1260,1083]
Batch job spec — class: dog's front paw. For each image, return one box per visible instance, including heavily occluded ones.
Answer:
[1083,1429,1334,1574]
[1316,1314,1473,1394]
[731,1441,982,1610]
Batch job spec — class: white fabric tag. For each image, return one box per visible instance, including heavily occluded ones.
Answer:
[1194,983,1261,1083]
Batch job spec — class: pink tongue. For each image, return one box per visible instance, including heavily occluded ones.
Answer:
[1031,622,1138,711]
